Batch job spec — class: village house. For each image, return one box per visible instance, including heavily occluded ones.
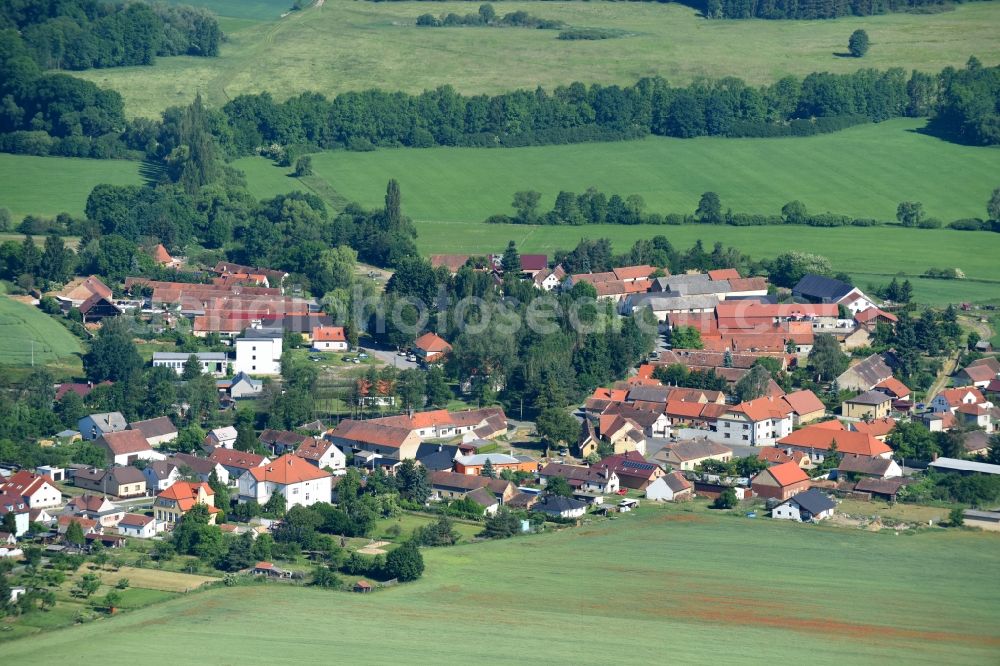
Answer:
[835,454,902,480]
[64,494,125,528]
[209,449,270,488]
[233,326,283,376]
[465,487,501,516]
[413,332,452,363]
[117,513,157,538]
[780,390,827,425]
[538,462,620,494]
[751,461,811,500]
[128,416,178,447]
[792,275,875,315]
[771,488,836,522]
[152,352,229,377]
[954,358,1000,388]
[594,451,665,490]
[835,353,896,392]
[154,481,219,526]
[78,412,127,440]
[142,460,182,493]
[205,426,238,450]
[873,376,911,402]
[259,429,312,456]
[73,466,148,499]
[52,275,112,309]
[78,292,123,323]
[453,453,535,476]
[429,471,516,503]
[533,265,566,291]
[169,452,230,485]
[956,403,997,433]
[960,431,992,457]
[598,414,648,456]
[576,420,600,459]
[293,437,346,472]
[841,391,893,420]
[849,417,897,442]
[716,395,794,446]
[777,423,892,463]
[311,326,348,352]
[238,454,333,510]
[228,372,264,399]
[328,420,422,461]
[644,471,693,502]
[931,386,987,413]
[0,471,62,509]
[654,439,733,471]
[601,402,671,439]
[0,491,30,536]
[532,495,587,519]
[94,430,165,466]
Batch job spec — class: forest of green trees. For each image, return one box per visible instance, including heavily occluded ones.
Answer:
[0,0,220,70]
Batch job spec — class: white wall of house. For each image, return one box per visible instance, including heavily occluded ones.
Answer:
[119,522,156,538]
[233,336,282,376]
[25,481,62,509]
[645,477,678,501]
[238,475,332,510]
[312,340,348,352]
[110,450,165,467]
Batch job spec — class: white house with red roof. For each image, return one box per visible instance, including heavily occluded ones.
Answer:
[311,326,348,352]
[930,386,988,414]
[209,449,270,488]
[715,395,794,446]
[293,437,346,472]
[0,471,61,509]
[413,332,452,363]
[118,513,157,538]
[237,454,333,510]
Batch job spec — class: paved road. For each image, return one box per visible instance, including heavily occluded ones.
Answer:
[359,343,418,370]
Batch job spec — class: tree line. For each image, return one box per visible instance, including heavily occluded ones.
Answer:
[704,0,962,20]
[485,187,1000,232]
[417,3,565,29]
[0,0,220,71]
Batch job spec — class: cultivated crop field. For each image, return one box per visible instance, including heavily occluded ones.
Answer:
[5,507,998,664]
[0,296,83,372]
[0,154,143,219]
[74,1,1000,119]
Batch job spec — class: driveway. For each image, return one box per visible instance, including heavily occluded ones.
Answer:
[359,342,419,370]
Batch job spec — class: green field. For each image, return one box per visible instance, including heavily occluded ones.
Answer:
[235,119,1000,304]
[5,507,998,664]
[0,295,84,372]
[0,154,143,219]
[238,119,1000,223]
[73,1,1000,119]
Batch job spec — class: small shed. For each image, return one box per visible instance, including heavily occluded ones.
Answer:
[618,498,639,512]
[354,580,374,593]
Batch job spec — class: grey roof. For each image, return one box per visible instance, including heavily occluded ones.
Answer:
[846,391,892,406]
[169,453,218,476]
[670,280,731,296]
[963,509,1000,521]
[231,372,262,388]
[153,352,227,361]
[81,412,127,433]
[785,488,836,514]
[625,386,673,404]
[260,314,332,334]
[129,416,177,439]
[962,430,991,453]
[107,466,146,485]
[836,353,895,389]
[144,460,178,481]
[837,455,893,475]
[657,439,732,463]
[792,274,853,301]
[533,495,587,514]
[628,293,720,312]
[854,477,906,496]
[240,327,283,340]
[455,453,520,466]
[662,471,692,493]
[928,458,1000,475]
[466,487,499,508]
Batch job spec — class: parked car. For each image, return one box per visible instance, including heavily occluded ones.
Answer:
[407,354,417,362]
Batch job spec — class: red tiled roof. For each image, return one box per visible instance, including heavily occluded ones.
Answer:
[758,460,809,487]
[613,265,656,281]
[781,390,826,416]
[707,268,741,281]
[779,425,891,457]
[152,244,174,264]
[757,447,793,464]
[414,332,452,354]
[248,454,332,484]
[99,430,152,455]
[873,377,911,399]
[312,326,346,342]
[851,418,896,438]
[728,395,793,422]
[936,386,985,407]
[209,449,268,470]
[330,420,414,448]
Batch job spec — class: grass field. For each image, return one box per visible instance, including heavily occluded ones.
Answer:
[73,1,1000,119]
[237,119,1000,223]
[4,506,998,664]
[0,296,83,372]
[0,154,143,219]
